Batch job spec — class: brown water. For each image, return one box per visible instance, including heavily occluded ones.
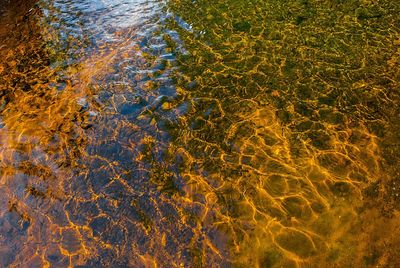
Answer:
[0,0,399,267]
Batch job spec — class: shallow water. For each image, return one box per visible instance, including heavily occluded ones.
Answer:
[0,0,399,267]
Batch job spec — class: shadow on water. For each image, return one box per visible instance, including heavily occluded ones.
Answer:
[0,0,399,267]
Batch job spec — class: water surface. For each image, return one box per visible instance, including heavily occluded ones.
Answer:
[0,0,399,267]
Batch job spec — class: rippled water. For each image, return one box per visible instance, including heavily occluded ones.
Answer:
[0,0,399,267]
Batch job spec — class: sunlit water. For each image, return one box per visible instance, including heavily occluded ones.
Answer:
[0,0,399,267]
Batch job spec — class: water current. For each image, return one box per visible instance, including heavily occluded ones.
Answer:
[0,0,399,267]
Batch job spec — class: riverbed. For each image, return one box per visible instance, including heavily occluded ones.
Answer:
[0,0,399,267]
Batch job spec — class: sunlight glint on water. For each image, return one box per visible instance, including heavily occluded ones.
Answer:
[0,0,399,266]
